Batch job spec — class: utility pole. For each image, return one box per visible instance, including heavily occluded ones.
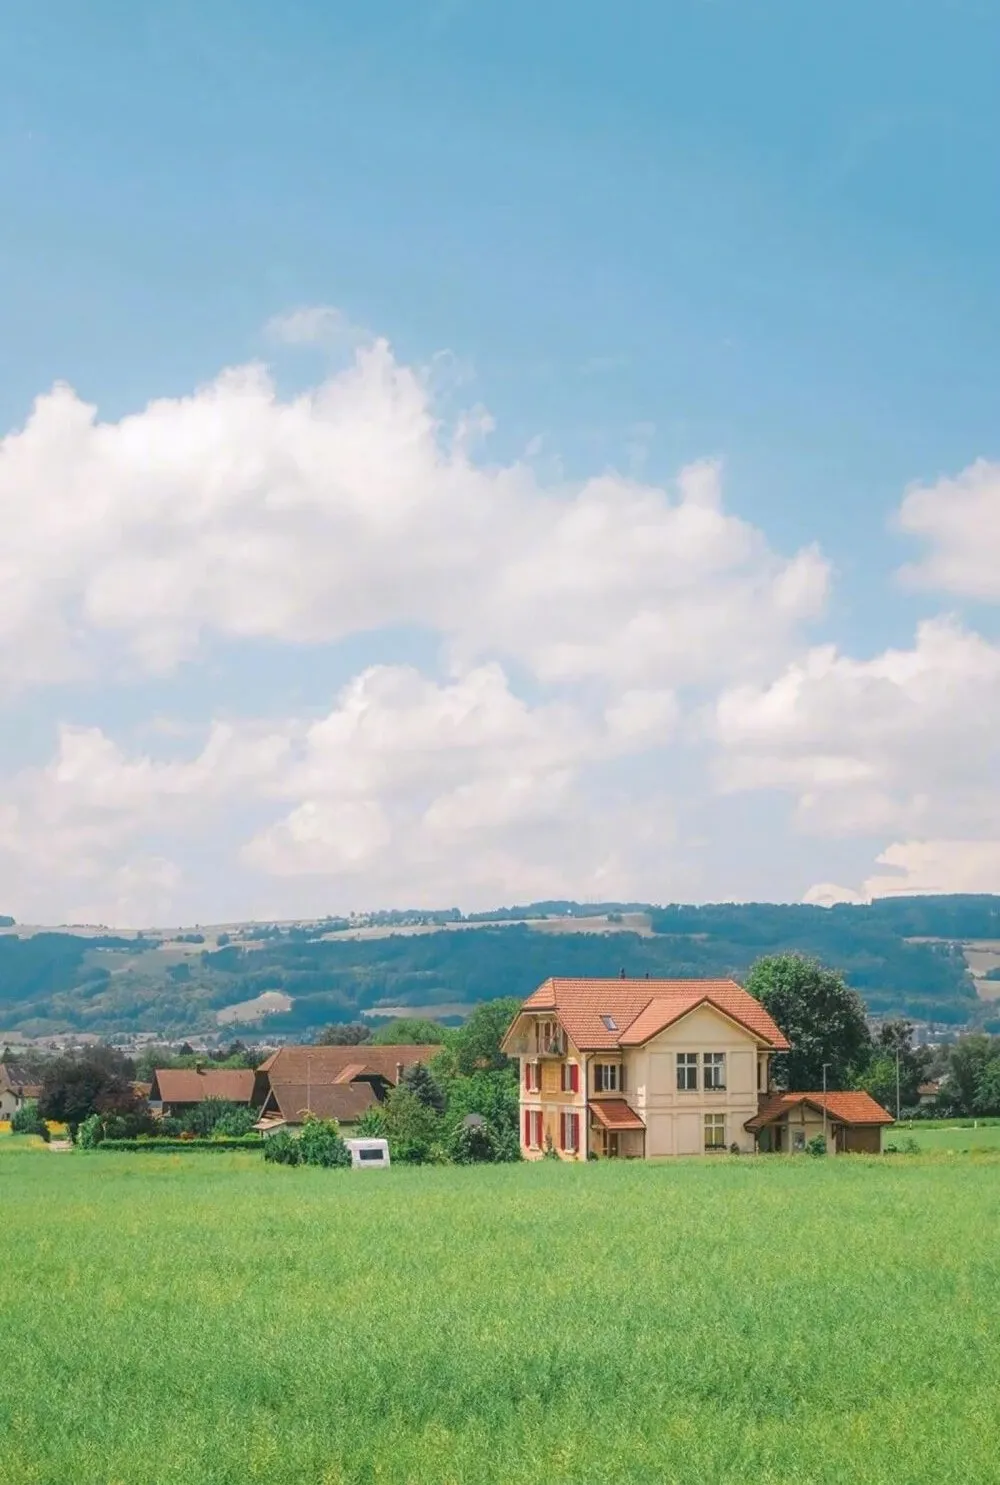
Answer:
[822,1062,831,1151]
[896,1049,901,1123]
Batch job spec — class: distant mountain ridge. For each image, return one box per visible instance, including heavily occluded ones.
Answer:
[1,895,998,1038]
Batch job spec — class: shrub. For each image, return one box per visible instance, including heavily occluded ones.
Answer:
[355,1105,388,1138]
[97,1137,262,1152]
[211,1106,258,1138]
[298,1117,351,1169]
[806,1135,827,1157]
[11,1101,49,1141]
[263,1129,300,1165]
[76,1113,104,1148]
[450,1121,499,1164]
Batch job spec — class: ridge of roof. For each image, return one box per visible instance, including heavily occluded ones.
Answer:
[746,1090,894,1129]
[517,977,789,1051]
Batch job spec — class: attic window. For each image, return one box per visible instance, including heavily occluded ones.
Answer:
[600,1014,619,1032]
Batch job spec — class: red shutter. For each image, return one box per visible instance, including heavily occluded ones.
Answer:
[524,1062,531,1091]
[534,1111,543,1147]
[523,1109,531,1146]
[570,1063,580,1093]
[572,1113,580,1151]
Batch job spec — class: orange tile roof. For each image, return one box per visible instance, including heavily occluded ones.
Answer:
[518,977,789,1051]
[150,1068,256,1105]
[746,1091,894,1131]
[590,1099,645,1131]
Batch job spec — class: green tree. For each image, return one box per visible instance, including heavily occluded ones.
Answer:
[744,954,872,1090]
[939,1036,997,1116]
[450,997,522,1075]
[11,1100,49,1140]
[38,1048,140,1132]
[400,1061,446,1114]
[382,1085,444,1163]
[856,1055,899,1116]
[370,1018,449,1046]
[315,1023,373,1046]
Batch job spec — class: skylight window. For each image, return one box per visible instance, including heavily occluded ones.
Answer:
[600,1014,619,1032]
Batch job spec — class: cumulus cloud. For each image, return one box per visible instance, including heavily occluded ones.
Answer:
[896,457,1000,602]
[265,304,370,348]
[0,334,829,692]
[0,663,684,923]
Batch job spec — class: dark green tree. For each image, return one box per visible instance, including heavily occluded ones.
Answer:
[400,1061,446,1114]
[370,1018,448,1046]
[744,954,872,1090]
[450,997,522,1075]
[315,1022,373,1046]
[37,1047,139,1131]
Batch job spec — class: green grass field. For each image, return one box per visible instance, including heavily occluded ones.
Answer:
[898,1122,1000,1151]
[3,1140,1000,1485]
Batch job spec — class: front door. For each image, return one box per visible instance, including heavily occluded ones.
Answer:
[606,1132,620,1158]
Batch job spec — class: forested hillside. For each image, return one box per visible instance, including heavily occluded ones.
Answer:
[1,895,995,1036]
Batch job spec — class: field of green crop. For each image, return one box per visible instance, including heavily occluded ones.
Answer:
[901,1122,1000,1151]
[3,1139,1000,1485]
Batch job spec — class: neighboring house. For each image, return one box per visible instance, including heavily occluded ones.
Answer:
[917,1080,941,1105]
[0,1063,42,1120]
[253,1045,434,1132]
[502,977,791,1160]
[745,1092,894,1154]
[148,1067,257,1116]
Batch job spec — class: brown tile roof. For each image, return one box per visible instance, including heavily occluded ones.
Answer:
[0,1064,42,1097]
[745,1091,894,1131]
[149,1068,256,1105]
[264,1081,376,1125]
[589,1099,645,1131]
[257,1045,432,1084]
[517,978,790,1051]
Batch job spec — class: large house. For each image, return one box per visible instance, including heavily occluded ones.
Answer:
[252,1044,434,1132]
[0,1063,42,1121]
[502,977,892,1159]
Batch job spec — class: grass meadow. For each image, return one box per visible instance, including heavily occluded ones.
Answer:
[2,1139,1000,1485]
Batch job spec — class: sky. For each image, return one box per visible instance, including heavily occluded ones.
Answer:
[1,0,999,926]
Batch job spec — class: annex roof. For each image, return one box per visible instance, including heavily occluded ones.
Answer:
[256,1045,432,1084]
[262,1081,376,1125]
[745,1091,894,1132]
[515,978,789,1051]
[589,1099,645,1131]
[149,1068,256,1106]
[0,1063,42,1097]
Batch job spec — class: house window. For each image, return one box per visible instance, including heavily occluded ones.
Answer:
[704,1114,726,1150]
[676,1053,698,1091]
[594,1062,620,1093]
[703,1053,726,1091]
[523,1110,544,1149]
[533,1111,543,1148]
[538,1020,563,1054]
[561,1062,580,1093]
[560,1111,580,1153]
[524,1061,540,1093]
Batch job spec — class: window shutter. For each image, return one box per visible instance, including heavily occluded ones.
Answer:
[570,1063,579,1093]
[534,1111,543,1147]
[571,1113,579,1151]
[524,1063,530,1091]
[524,1109,530,1145]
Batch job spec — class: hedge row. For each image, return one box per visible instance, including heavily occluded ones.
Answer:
[97,1137,263,1152]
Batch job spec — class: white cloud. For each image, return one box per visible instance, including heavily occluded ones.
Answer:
[714,617,1000,840]
[862,840,1000,897]
[896,457,1000,601]
[265,304,369,348]
[802,882,868,907]
[0,335,829,692]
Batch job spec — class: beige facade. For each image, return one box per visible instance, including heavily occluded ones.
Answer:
[514,1003,773,1161]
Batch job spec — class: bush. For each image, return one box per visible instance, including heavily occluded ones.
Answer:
[76,1113,104,1148]
[298,1117,351,1168]
[449,1121,499,1164]
[263,1129,300,1165]
[211,1106,258,1138]
[806,1135,827,1157]
[11,1101,49,1141]
[96,1137,261,1152]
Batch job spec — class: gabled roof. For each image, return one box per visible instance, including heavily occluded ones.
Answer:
[149,1068,256,1105]
[589,1099,645,1131]
[745,1091,894,1131]
[0,1063,42,1097]
[515,978,789,1051]
[263,1081,376,1125]
[257,1045,432,1084]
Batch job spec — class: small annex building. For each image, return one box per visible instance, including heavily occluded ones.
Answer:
[148,1066,257,1116]
[0,1062,42,1120]
[745,1091,894,1154]
[252,1044,433,1133]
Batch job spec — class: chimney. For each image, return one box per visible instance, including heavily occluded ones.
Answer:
[619,967,625,979]
[396,1062,404,1084]
[645,971,650,979]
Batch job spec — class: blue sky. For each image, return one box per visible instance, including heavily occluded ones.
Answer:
[1,2,998,924]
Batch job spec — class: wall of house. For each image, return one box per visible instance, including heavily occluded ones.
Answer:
[626,1005,762,1156]
[841,1125,883,1154]
[519,1041,587,1161]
